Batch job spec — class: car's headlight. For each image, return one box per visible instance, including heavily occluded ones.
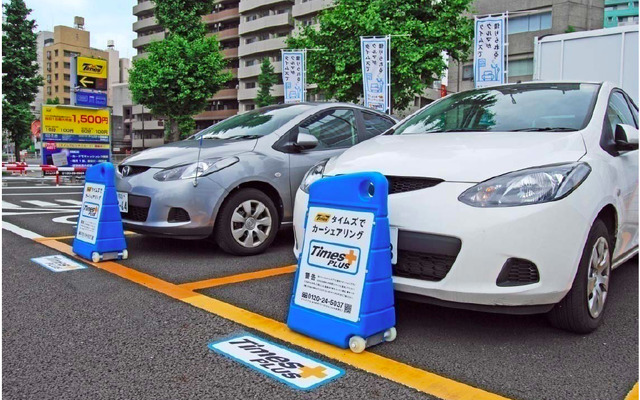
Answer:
[153,157,239,181]
[458,162,591,207]
[300,159,328,193]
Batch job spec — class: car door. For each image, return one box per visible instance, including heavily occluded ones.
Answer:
[287,108,360,201]
[603,90,639,259]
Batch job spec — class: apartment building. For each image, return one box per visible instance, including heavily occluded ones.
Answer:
[447,0,604,94]
[42,18,109,106]
[31,30,54,118]
[131,0,335,136]
[604,0,639,27]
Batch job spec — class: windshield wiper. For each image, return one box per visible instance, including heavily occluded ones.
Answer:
[511,127,577,132]
[425,128,488,133]
[225,134,262,140]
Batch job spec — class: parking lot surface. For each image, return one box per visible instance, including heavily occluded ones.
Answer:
[2,178,638,399]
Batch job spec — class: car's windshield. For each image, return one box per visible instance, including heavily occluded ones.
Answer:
[190,104,314,140]
[394,83,600,135]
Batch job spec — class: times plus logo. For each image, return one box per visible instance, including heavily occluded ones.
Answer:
[308,241,359,272]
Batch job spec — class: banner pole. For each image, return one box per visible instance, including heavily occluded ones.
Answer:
[387,35,391,115]
[303,49,307,102]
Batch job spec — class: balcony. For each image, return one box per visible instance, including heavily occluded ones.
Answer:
[240,0,293,13]
[224,68,239,78]
[238,61,281,79]
[194,109,238,121]
[132,119,164,131]
[292,0,333,18]
[212,88,238,100]
[132,137,164,148]
[238,36,287,57]
[203,7,240,24]
[222,47,239,59]
[239,13,293,36]
[133,17,159,32]
[133,0,155,16]
[238,84,284,101]
[208,27,239,42]
[132,31,165,49]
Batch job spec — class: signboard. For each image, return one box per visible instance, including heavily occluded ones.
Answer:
[31,255,88,272]
[361,36,390,113]
[294,206,374,322]
[474,16,505,88]
[76,182,105,245]
[282,50,305,103]
[75,91,108,108]
[41,106,111,167]
[209,334,343,390]
[75,56,108,90]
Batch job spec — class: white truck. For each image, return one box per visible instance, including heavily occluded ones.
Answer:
[533,25,639,103]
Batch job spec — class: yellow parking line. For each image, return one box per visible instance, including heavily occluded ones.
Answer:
[37,238,510,400]
[179,264,297,291]
[34,231,137,242]
[626,383,639,400]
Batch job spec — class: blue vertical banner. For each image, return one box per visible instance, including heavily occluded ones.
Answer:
[282,50,306,103]
[474,15,506,88]
[361,36,390,114]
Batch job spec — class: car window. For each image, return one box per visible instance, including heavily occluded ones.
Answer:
[607,91,636,132]
[393,83,600,134]
[361,111,395,139]
[299,109,357,150]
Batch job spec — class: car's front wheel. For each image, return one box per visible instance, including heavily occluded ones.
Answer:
[548,219,612,333]
[215,188,279,256]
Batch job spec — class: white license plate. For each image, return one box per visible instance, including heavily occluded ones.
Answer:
[117,192,128,213]
[390,226,398,265]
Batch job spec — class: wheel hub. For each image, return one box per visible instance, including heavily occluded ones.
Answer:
[230,200,272,248]
[587,236,610,319]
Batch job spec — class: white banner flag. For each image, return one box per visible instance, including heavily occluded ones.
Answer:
[282,50,305,103]
[474,16,505,88]
[360,37,389,113]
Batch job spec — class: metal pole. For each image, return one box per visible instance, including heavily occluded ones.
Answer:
[387,35,391,115]
[70,55,77,105]
[504,12,509,84]
[303,49,307,102]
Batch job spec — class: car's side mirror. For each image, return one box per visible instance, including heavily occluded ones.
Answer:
[615,124,639,151]
[296,131,318,151]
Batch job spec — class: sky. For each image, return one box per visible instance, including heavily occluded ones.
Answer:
[6,0,137,59]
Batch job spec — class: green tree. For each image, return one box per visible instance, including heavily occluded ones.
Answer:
[129,0,231,141]
[256,58,277,107]
[287,0,474,111]
[45,97,60,105]
[2,0,41,161]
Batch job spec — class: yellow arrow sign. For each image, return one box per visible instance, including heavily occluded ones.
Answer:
[79,76,94,87]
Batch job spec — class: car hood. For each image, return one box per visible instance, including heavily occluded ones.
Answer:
[121,139,257,168]
[326,132,587,183]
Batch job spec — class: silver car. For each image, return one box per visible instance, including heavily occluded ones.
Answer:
[116,103,395,255]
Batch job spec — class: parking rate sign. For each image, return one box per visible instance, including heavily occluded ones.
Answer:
[361,37,389,113]
[474,16,505,88]
[282,50,305,103]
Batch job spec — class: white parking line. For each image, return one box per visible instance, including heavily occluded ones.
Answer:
[2,185,84,189]
[2,192,82,196]
[2,221,43,239]
[56,199,83,206]
[2,201,20,209]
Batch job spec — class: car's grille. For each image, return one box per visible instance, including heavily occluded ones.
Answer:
[394,251,457,281]
[118,165,150,177]
[168,207,190,223]
[121,194,151,222]
[496,258,540,286]
[393,231,461,282]
[386,176,443,194]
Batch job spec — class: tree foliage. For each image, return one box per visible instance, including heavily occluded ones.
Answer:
[2,0,41,161]
[129,0,231,141]
[255,58,277,108]
[287,0,474,111]
[46,97,60,105]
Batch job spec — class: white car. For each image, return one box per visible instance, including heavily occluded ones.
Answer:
[293,82,638,333]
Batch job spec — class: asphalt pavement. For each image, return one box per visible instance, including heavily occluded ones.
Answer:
[2,176,638,400]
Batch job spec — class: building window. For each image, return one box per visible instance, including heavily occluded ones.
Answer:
[508,58,534,76]
[55,86,59,93]
[258,33,269,41]
[46,74,51,83]
[46,87,51,95]
[273,53,282,62]
[55,73,58,81]
[54,49,58,57]
[64,86,71,93]
[508,11,552,34]
[46,51,51,60]
[246,37,255,44]
[63,74,70,81]
[245,81,256,89]
[63,62,70,69]
[63,98,70,105]
[46,62,51,71]
[462,64,473,80]
[54,62,58,68]
[245,59,256,67]
[245,104,255,111]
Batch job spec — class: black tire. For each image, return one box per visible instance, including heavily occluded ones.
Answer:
[548,219,612,333]
[214,188,280,256]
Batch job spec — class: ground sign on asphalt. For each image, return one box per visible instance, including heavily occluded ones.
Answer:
[208,334,344,390]
[31,255,87,272]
